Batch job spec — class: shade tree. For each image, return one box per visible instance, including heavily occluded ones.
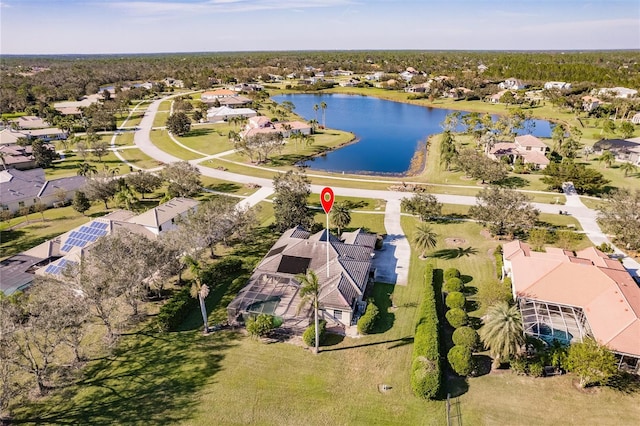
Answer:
[469,186,539,238]
[273,170,312,232]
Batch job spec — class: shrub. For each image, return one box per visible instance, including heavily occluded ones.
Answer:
[448,345,473,376]
[446,308,468,328]
[445,291,466,310]
[452,326,479,350]
[302,319,327,347]
[444,277,463,293]
[202,256,243,284]
[410,265,441,399]
[511,355,528,375]
[156,287,195,332]
[357,300,379,334]
[246,314,276,337]
[444,268,461,280]
[529,361,545,378]
[477,279,512,309]
[494,245,504,278]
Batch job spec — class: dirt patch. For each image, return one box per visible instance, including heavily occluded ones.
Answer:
[480,229,493,240]
[571,379,601,394]
[445,237,467,247]
[377,383,393,394]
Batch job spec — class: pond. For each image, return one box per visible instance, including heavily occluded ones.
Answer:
[272,93,553,175]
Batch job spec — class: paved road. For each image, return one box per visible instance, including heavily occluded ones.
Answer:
[134,95,640,281]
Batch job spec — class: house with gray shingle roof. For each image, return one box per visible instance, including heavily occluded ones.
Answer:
[227,226,377,333]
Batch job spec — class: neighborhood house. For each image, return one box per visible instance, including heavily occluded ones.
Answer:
[502,240,640,374]
[487,135,550,169]
[227,226,377,333]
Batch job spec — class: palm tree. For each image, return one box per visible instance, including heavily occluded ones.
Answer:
[184,255,210,334]
[296,269,321,354]
[331,202,351,235]
[0,151,7,171]
[115,185,138,211]
[320,101,327,128]
[598,150,615,168]
[413,223,438,258]
[619,161,637,177]
[77,162,97,177]
[478,301,524,369]
[313,104,319,123]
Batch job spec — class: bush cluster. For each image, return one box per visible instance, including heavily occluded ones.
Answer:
[411,265,441,399]
[202,256,243,284]
[302,319,327,347]
[445,291,466,310]
[444,268,461,280]
[156,287,194,332]
[357,300,379,334]
[443,277,464,293]
[447,345,474,376]
[445,308,468,328]
[246,314,277,337]
[452,326,479,351]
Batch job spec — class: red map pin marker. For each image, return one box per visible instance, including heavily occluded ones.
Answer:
[320,187,334,214]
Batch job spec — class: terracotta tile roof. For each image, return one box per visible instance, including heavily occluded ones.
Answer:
[508,240,640,356]
[515,135,547,148]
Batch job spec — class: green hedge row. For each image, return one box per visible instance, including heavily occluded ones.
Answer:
[411,264,441,399]
[156,286,194,332]
[495,245,504,279]
[357,300,379,334]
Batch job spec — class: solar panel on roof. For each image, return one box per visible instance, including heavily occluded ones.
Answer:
[45,264,58,274]
[277,255,311,275]
[61,244,72,252]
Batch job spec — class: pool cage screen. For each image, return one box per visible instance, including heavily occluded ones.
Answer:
[518,298,593,345]
[227,273,301,324]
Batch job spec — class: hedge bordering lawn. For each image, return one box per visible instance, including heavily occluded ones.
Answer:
[411,264,441,399]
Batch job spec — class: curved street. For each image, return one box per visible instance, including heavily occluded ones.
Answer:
[134,95,639,280]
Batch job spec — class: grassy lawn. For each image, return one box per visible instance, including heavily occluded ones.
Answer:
[200,176,261,197]
[45,152,129,179]
[1,204,111,260]
[149,129,204,160]
[10,211,640,425]
[175,124,235,155]
[113,131,135,147]
[580,196,605,210]
[153,111,170,128]
[117,147,164,170]
[306,194,386,212]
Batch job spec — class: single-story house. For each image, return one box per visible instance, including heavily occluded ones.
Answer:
[201,89,236,102]
[488,135,550,169]
[13,116,49,129]
[206,106,257,123]
[218,95,253,108]
[597,87,638,99]
[0,168,86,213]
[503,240,640,374]
[1,198,200,295]
[0,144,37,170]
[581,96,601,112]
[0,128,67,145]
[499,78,527,90]
[125,197,198,236]
[593,138,640,165]
[233,83,263,92]
[53,94,103,115]
[544,81,572,90]
[227,226,377,333]
[241,116,311,139]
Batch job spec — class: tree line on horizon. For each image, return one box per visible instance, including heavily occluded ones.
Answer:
[1,50,639,114]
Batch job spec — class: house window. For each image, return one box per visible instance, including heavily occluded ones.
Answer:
[18,201,25,208]
[334,310,342,320]
[526,146,531,151]
[0,205,8,211]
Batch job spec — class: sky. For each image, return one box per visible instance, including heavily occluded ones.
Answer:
[1,0,639,54]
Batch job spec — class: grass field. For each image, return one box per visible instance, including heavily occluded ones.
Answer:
[175,124,235,155]
[45,152,129,179]
[149,129,204,160]
[116,147,164,170]
[9,212,640,425]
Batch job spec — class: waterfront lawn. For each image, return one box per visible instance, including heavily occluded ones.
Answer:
[200,176,261,197]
